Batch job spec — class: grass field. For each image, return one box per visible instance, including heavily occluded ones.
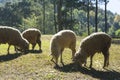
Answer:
[0,35,120,80]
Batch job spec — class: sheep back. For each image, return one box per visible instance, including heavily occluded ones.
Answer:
[74,32,111,67]
[50,30,76,60]
[0,26,29,52]
[22,28,41,45]
[80,32,111,55]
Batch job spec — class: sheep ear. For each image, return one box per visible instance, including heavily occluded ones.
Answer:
[76,50,81,54]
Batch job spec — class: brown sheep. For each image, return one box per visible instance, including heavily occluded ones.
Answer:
[0,26,29,54]
[50,30,76,66]
[73,32,112,68]
[22,28,41,51]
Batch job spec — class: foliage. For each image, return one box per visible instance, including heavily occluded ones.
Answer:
[108,26,116,37]
[0,0,120,37]
[115,29,120,37]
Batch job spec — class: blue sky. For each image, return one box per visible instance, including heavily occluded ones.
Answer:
[100,0,120,15]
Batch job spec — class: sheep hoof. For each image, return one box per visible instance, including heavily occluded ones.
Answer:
[7,53,10,55]
[39,49,42,53]
[62,63,65,67]
[89,66,92,69]
[54,64,60,69]
[103,66,107,69]
[61,61,65,67]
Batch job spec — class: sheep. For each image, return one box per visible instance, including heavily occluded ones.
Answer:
[73,32,112,68]
[50,30,76,66]
[0,26,29,54]
[22,28,42,51]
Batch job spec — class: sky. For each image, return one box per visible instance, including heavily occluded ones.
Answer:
[100,0,120,15]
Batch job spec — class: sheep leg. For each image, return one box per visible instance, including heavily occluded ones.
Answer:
[106,51,110,67]
[7,45,11,55]
[90,54,94,68]
[14,46,16,52]
[103,50,109,68]
[14,46,18,53]
[32,43,36,50]
[51,56,59,67]
[51,57,58,66]
[70,42,76,59]
[84,60,87,67]
[71,49,76,59]
[60,53,64,66]
[60,48,64,66]
[105,51,109,67]
[37,40,41,51]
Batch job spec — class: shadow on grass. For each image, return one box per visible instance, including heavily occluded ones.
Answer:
[28,49,42,54]
[0,50,43,62]
[54,63,120,80]
[0,53,22,62]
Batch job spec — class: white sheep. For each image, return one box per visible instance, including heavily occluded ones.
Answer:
[22,28,41,51]
[73,32,111,68]
[0,26,29,54]
[50,30,76,66]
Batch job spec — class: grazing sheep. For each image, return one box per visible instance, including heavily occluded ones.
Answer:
[50,30,76,66]
[0,26,29,54]
[22,28,42,51]
[73,32,111,68]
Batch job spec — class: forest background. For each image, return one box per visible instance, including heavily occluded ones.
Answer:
[0,0,120,37]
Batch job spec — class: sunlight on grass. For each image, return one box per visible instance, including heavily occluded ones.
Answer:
[0,35,120,80]
[0,44,15,55]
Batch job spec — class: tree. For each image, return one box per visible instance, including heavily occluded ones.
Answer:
[113,14,120,30]
[99,0,109,32]
[0,2,26,27]
[95,0,98,32]
[115,29,120,37]
[0,0,117,35]
[104,0,108,33]
[42,0,46,34]
[87,0,90,35]
[53,0,57,33]
[57,0,63,31]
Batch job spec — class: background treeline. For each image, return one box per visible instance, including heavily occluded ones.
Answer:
[0,0,120,37]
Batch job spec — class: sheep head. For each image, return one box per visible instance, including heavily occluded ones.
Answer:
[18,38,29,53]
[73,48,86,66]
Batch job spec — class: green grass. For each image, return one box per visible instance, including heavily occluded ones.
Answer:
[0,35,120,80]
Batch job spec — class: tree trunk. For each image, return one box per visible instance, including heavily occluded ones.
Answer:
[57,0,63,31]
[43,0,45,34]
[54,0,57,33]
[95,0,98,32]
[87,0,90,35]
[69,6,73,30]
[105,0,107,33]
